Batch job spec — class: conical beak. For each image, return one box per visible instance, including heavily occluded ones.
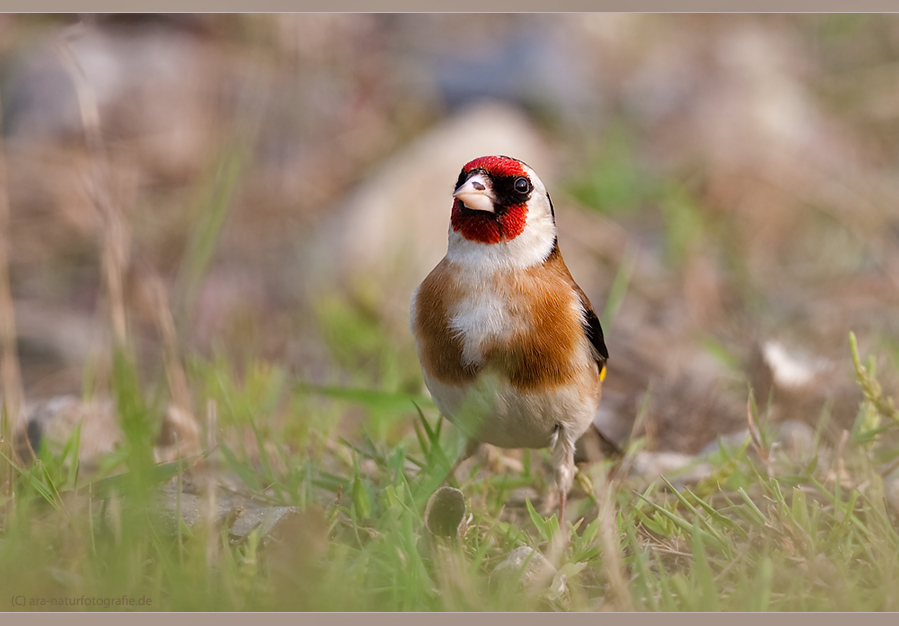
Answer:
[453,172,495,213]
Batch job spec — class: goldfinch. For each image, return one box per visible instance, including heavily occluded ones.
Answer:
[410,155,608,526]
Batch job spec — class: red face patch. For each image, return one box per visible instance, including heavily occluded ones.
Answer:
[451,199,528,245]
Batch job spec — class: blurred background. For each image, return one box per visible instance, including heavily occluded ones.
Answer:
[3,13,899,458]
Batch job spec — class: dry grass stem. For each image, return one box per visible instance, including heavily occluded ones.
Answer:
[0,93,25,494]
[56,33,130,350]
[205,399,219,566]
[594,471,633,611]
[746,391,772,477]
[850,332,899,425]
[142,265,202,460]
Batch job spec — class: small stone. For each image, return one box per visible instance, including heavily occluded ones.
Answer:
[492,546,557,591]
[491,546,568,601]
[424,486,466,538]
[699,420,822,475]
[772,420,816,461]
[17,396,121,465]
[699,430,751,457]
[630,450,713,485]
[506,486,541,506]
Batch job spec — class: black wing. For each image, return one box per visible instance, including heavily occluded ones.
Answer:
[581,301,609,364]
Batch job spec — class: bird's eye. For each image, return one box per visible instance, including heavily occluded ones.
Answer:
[514,177,531,194]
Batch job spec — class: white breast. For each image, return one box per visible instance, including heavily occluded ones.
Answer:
[448,284,512,368]
[447,266,540,371]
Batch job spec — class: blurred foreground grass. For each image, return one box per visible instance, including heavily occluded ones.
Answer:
[1,327,898,611]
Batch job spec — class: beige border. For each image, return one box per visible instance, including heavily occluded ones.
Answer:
[0,613,687,622]
[2,4,899,12]
[20,611,891,622]
[4,611,894,621]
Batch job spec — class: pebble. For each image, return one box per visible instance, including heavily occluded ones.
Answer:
[492,546,564,598]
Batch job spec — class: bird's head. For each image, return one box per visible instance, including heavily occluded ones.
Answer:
[447,155,557,271]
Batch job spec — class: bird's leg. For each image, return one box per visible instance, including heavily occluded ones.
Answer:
[559,489,567,531]
[551,428,576,532]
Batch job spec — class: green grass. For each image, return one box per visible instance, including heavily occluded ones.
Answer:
[1,331,898,612]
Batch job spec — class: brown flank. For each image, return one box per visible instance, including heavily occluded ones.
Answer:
[413,246,601,395]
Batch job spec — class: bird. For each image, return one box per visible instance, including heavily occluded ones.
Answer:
[410,155,608,528]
